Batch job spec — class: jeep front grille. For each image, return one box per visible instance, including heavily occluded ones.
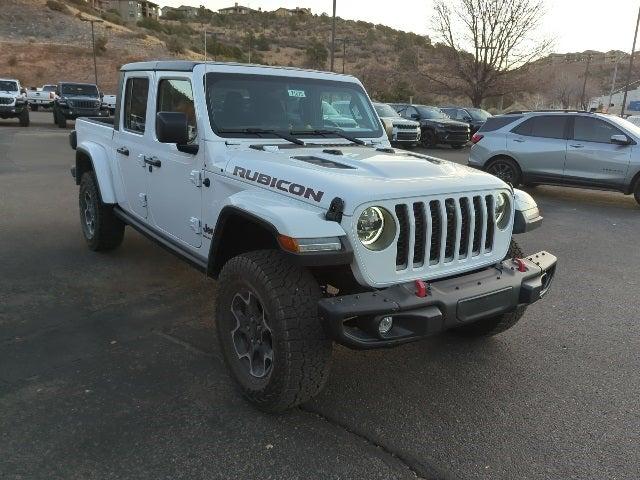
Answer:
[0,97,13,105]
[395,194,496,270]
[72,100,98,109]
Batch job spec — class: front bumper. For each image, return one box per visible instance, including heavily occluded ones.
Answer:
[435,130,470,144]
[318,250,557,349]
[59,107,107,119]
[0,104,26,116]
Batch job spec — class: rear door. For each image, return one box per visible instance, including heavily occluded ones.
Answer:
[506,115,569,182]
[564,116,631,188]
[145,75,203,248]
[112,73,152,219]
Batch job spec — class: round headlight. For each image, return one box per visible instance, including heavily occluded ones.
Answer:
[358,207,385,245]
[357,206,396,250]
[495,192,511,230]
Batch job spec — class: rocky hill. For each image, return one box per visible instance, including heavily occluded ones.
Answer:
[1,0,634,109]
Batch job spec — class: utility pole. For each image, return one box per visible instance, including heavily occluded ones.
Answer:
[336,38,347,73]
[621,6,640,117]
[580,54,592,110]
[607,56,624,113]
[204,30,220,62]
[330,0,336,71]
[80,17,103,87]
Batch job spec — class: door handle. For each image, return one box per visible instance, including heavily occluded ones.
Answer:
[117,146,129,156]
[513,138,525,143]
[144,156,161,168]
[569,144,584,148]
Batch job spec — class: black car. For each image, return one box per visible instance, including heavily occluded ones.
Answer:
[390,104,470,148]
[441,106,492,134]
[53,82,108,128]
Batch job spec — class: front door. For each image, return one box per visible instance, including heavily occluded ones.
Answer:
[564,116,631,188]
[112,73,152,219]
[145,76,203,248]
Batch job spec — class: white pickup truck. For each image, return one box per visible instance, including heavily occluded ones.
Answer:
[69,61,557,412]
[0,78,29,126]
[27,84,56,110]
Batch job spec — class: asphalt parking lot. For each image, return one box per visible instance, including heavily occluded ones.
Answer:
[1,112,639,480]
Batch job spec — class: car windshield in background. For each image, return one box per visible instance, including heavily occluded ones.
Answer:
[0,81,18,92]
[374,104,401,118]
[418,106,450,120]
[206,73,383,139]
[61,84,98,96]
[468,108,492,121]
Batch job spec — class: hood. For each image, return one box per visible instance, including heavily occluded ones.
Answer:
[61,95,100,101]
[215,143,507,215]
[424,118,469,128]
[0,91,20,98]
[380,116,419,127]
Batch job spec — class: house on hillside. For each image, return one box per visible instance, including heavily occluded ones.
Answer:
[273,7,311,17]
[218,3,258,15]
[94,0,159,21]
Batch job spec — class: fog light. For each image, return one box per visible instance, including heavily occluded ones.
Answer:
[378,316,393,335]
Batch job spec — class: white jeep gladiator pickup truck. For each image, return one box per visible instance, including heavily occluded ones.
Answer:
[69,61,557,412]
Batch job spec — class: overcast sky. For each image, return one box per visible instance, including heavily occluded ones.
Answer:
[155,0,639,54]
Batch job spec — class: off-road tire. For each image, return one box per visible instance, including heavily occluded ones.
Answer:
[216,250,332,413]
[19,109,30,127]
[451,239,527,337]
[57,111,67,129]
[79,172,125,251]
[486,156,522,187]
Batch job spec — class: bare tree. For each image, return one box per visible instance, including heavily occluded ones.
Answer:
[429,0,551,107]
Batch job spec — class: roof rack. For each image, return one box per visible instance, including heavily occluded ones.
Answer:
[505,109,592,115]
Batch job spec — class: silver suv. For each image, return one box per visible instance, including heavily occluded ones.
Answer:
[469,111,640,205]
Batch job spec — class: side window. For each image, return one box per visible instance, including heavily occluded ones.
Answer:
[512,118,533,136]
[573,117,623,143]
[531,116,567,139]
[157,79,197,143]
[513,116,566,139]
[123,77,149,134]
[404,106,417,119]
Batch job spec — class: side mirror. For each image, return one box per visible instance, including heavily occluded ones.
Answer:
[157,111,189,144]
[20,88,26,95]
[463,116,472,122]
[410,113,420,120]
[611,134,630,145]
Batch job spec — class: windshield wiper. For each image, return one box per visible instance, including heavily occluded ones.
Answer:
[219,128,305,146]
[290,129,367,146]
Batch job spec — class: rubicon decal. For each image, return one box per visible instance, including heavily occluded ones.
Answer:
[233,166,324,202]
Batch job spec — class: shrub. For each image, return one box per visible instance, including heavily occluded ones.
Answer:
[94,35,108,54]
[137,17,163,32]
[46,0,69,14]
[165,36,184,54]
[101,12,122,25]
[304,39,328,70]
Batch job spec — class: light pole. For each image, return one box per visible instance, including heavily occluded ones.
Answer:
[579,53,593,110]
[622,6,640,117]
[330,0,336,72]
[204,29,221,62]
[80,16,103,87]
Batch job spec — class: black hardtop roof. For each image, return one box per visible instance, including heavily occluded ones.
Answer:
[120,60,352,77]
[58,82,98,87]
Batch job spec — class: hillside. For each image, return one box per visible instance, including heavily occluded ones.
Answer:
[1,0,636,109]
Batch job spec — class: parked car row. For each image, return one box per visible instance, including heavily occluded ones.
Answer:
[468,109,640,205]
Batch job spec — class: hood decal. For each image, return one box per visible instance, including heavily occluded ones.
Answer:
[233,166,325,202]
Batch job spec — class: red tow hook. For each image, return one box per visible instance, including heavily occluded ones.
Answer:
[415,279,428,298]
[513,258,527,272]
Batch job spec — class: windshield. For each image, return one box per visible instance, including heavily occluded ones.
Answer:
[417,106,449,120]
[374,104,400,118]
[468,108,492,121]
[42,85,56,92]
[0,81,18,92]
[206,73,383,139]
[608,115,640,137]
[61,84,98,96]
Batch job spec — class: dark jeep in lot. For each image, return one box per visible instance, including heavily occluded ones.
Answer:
[53,82,108,128]
[391,104,470,148]
[441,106,492,134]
